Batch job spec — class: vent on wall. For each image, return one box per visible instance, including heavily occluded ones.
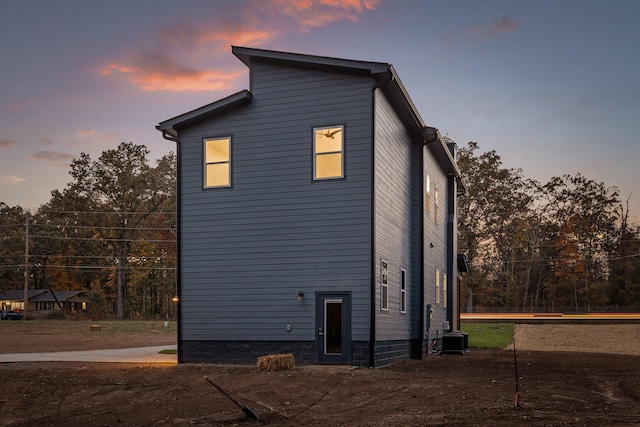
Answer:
[443,321,450,331]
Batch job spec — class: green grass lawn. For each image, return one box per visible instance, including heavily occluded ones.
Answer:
[460,322,514,349]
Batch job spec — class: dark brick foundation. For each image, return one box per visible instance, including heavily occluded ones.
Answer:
[179,339,417,366]
[180,341,316,364]
[180,340,371,365]
[373,339,422,367]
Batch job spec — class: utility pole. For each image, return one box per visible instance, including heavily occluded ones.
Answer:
[23,210,29,320]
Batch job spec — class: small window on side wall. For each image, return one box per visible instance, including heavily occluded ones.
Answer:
[443,272,447,308]
[434,186,440,224]
[381,260,388,311]
[435,268,440,304]
[400,268,407,314]
[314,125,343,180]
[204,137,231,188]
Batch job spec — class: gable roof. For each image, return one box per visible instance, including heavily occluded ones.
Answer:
[0,289,88,302]
[30,290,88,302]
[157,90,252,140]
[0,289,47,301]
[157,46,460,176]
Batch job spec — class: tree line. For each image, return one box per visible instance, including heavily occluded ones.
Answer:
[1,141,639,318]
[0,142,176,319]
[457,140,640,312]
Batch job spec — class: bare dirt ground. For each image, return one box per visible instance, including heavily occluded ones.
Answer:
[1,322,639,426]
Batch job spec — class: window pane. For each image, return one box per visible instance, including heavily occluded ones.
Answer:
[206,163,230,187]
[315,128,342,153]
[382,285,388,310]
[401,270,407,313]
[435,268,440,304]
[316,153,342,179]
[325,301,343,354]
[205,138,230,163]
[443,273,447,308]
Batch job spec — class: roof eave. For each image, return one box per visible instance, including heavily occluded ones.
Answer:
[232,45,390,75]
[423,127,462,177]
[157,90,252,134]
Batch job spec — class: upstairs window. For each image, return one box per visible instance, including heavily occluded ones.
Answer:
[204,137,231,188]
[314,125,343,180]
[425,175,431,215]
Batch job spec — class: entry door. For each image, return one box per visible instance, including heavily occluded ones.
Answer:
[316,292,351,363]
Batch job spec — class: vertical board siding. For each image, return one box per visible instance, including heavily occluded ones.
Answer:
[373,91,422,342]
[179,61,373,342]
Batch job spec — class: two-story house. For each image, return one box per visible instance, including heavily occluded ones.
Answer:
[156,46,465,366]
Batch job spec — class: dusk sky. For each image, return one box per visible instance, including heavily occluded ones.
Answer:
[1,0,639,220]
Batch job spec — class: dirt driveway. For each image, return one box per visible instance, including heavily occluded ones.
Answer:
[1,322,639,426]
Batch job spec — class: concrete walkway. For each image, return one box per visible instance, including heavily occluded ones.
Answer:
[0,345,178,363]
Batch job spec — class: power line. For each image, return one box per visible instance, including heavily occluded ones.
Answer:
[39,210,176,215]
[29,235,176,243]
[31,223,176,232]
[0,264,175,271]
[465,252,640,265]
[0,255,175,261]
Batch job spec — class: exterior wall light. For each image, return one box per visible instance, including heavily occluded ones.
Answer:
[297,291,304,301]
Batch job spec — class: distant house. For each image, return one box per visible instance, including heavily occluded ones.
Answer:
[0,289,89,318]
[0,289,46,312]
[157,46,466,366]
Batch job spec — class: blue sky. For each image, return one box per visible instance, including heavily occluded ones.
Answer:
[1,0,639,220]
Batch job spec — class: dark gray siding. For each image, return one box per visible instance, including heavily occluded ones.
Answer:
[178,61,373,344]
[373,90,422,345]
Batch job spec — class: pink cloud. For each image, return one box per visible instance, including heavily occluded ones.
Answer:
[74,129,118,144]
[67,140,94,148]
[99,0,379,92]
[1,99,35,113]
[258,0,380,29]
[31,151,76,167]
[439,17,518,45]
[0,175,26,185]
[160,21,274,51]
[99,52,244,92]
[320,0,380,13]
[0,139,16,148]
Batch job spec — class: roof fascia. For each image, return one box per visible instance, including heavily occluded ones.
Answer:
[377,65,425,138]
[382,69,461,178]
[232,45,390,75]
[157,90,252,134]
[423,128,462,177]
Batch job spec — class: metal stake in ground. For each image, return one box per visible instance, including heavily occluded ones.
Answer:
[203,375,259,419]
[513,338,520,407]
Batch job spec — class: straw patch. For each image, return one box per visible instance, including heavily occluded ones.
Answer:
[257,353,295,371]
